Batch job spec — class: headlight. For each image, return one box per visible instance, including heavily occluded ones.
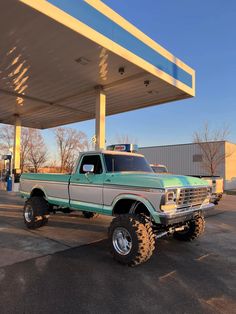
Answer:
[166,189,177,204]
[160,189,178,212]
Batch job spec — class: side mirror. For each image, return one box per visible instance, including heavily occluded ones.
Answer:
[83,164,94,173]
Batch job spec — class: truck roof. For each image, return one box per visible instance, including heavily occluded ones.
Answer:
[80,150,144,157]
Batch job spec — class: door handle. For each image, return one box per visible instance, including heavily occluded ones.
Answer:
[105,179,111,182]
[75,178,80,181]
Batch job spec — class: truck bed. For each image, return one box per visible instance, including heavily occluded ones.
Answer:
[20,173,71,207]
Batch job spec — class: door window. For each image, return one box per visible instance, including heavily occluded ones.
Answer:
[79,155,103,174]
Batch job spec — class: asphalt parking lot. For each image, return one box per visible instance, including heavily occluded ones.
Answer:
[0,191,235,314]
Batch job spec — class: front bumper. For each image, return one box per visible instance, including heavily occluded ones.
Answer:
[156,203,215,226]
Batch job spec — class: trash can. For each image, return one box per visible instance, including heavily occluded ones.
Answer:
[7,176,12,192]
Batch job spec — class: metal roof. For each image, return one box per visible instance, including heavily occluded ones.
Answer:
[0,0,195,129]
[140,141,234,150]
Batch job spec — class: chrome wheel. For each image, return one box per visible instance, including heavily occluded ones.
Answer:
[24,204,34,223]
[112,227,132,255]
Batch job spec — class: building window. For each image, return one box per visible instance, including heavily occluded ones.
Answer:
[193,154,203,162]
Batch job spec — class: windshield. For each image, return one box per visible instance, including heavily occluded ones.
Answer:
[151,166,168,173]
[104,154,153,172]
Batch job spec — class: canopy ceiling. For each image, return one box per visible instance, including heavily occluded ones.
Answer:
[0,0,195,129]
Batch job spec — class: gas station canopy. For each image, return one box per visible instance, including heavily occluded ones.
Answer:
[0,0,195,129]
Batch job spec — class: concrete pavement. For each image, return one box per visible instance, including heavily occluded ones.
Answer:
[0,190,111,267]
[0,191,235,313]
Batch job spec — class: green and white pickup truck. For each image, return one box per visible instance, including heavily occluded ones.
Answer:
[20,150,213,266]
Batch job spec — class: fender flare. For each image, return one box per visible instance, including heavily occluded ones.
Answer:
[30,184,48,200]
[111,193,157,218]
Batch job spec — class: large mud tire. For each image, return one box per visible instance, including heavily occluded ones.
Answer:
[173,215,205,241]
[23,196,49,229]
[140,215,156,262]
[108,214,155,266]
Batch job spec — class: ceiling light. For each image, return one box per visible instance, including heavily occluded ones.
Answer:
[118,67,125,75]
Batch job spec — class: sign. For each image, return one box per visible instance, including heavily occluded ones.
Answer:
[106,144,138,153]
[92,135,96,144]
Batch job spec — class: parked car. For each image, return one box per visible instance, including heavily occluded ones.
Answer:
[20,149,213,266]
[189,175,223,205]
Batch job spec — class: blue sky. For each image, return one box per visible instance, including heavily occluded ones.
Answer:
[37,0,236,151]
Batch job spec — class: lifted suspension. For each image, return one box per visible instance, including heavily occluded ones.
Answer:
[155,225,187,239]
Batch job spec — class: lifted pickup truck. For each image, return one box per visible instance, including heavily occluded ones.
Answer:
[20,150,213,266]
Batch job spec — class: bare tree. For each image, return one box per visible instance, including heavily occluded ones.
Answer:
[0,125,14,152]
[0,125,47,172]
[115,134,137,144]
[54,127,88,173]
[193,123,232,176]
[27,129,47,173]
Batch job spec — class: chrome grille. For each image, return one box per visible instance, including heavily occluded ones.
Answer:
[177,187,208,208]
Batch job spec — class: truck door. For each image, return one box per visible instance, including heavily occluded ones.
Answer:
[69,154,104,212]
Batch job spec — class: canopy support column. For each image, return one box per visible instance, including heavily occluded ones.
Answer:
[95,87,106,150]
[13,115,21,173]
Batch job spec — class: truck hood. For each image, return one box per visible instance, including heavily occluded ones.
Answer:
[106,172,209,189]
